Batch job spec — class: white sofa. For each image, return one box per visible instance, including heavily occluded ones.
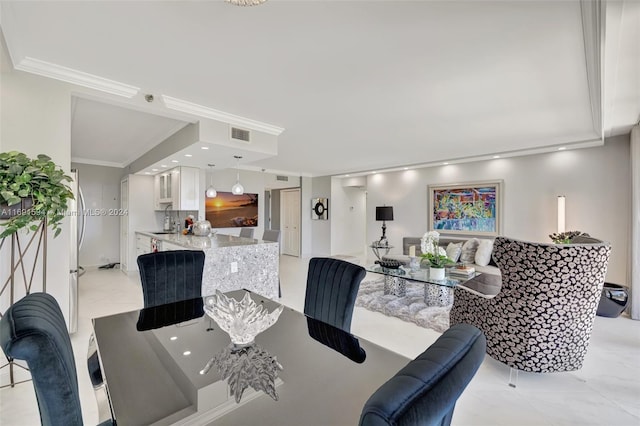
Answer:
[382,236,501,276]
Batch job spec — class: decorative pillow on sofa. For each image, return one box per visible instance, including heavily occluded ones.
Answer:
[475,239,494,266]
[445,242,462,263]
[459,238,479,263]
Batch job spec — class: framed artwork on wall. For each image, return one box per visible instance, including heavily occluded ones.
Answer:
[428,180,503,236]
[205,191,258,228]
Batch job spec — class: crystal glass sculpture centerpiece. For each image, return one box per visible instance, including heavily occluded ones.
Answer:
[200,343,283,403]
[204,290,284,346]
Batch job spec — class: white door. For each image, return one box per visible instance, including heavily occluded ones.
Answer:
[281,188,301,256]
[120,178,129,271]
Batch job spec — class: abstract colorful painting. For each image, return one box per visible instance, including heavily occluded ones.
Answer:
[205,192,258,228]
[428,181,502,235]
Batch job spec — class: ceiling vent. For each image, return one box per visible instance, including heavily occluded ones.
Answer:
[276,175,289,181]
[231,127,251,143]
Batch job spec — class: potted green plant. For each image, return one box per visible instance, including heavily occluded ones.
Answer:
[420,231,454,280]
[0,151,74,239]
[549,231,588,244]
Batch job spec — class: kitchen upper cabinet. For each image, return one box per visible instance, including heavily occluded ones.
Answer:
[159,173,172,203]
[154,166,199,211]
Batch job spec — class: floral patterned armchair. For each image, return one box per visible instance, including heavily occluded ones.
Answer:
[450,236,611,374]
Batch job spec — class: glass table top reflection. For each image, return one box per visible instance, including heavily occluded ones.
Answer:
[92,290,410,426]
[365,265,480,288]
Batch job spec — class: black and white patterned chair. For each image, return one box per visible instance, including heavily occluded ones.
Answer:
[450,236,611,380]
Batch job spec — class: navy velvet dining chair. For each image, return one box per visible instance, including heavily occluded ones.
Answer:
[137,250,205,308]
[0,292,113,426]
[306,317,366,363]
[303,257,366,332]
[359,323,485,426]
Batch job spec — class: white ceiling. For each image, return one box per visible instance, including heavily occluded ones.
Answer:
[1,1,638,177]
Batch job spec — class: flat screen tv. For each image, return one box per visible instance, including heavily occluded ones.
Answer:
[205,192,258,228]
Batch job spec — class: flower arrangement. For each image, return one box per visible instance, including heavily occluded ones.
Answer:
[549,231,588,244]
[420,231,453,268]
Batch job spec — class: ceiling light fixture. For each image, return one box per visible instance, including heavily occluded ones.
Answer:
[225,0,268,7]
[231,156,244,195]
[185,154,193,157]
[558,147,567,151]
[201,146,209,150]
[171,160,179,163]
[493,155,500,159]
[205,164,217,198]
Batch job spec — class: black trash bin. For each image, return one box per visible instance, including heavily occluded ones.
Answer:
[596,283,629,318]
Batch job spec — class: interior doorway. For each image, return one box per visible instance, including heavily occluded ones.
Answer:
[281,188,301,257]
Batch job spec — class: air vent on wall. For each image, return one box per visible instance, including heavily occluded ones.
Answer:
[231,127,251,142]
[276,175,289,181]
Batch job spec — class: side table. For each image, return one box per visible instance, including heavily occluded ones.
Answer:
[370,244,393,261]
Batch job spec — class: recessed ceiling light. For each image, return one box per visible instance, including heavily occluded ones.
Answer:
[152,168,158,171]
[403,167,409,170]
[183,351,191,356]
[144,172,150,175]
[443,162,449,165]
[170,336,177,341]
[345,174,350,177]
[184,154,192,157]
[201,146,209,150]
[161,165,167,168]
[558,147,566,151]
[171,160,179,163]
[372,171,377,174]
[493,155,500,159]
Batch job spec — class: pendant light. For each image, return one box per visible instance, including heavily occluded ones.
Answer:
[231,155,244,195]
[205,164,217,198]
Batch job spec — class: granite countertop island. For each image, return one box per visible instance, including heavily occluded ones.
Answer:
[136,231,279,300]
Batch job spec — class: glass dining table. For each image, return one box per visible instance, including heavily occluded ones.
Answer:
[91,290,411,426]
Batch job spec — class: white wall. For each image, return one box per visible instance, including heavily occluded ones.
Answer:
[330,178,367,256]
[71,163,123,268]
[1,69,73,323]
[310,176,332,256]
[360,136,631,285]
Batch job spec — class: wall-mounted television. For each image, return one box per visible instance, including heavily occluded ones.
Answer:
[205,192,258,228]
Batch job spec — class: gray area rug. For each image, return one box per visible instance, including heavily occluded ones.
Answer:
[356,279,451,333]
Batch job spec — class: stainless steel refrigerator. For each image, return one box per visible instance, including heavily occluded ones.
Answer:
[68,169,85,334]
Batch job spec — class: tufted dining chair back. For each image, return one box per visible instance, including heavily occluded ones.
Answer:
[450,236,611,373]
[359,323,485,426]
[137,250,205,308]
[304,257,366,332]
[0,293,115,426]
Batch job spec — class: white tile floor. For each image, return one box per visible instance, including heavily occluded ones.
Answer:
[1,254,639,426]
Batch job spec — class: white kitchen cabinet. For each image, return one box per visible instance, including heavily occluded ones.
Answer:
[154,166,199,211]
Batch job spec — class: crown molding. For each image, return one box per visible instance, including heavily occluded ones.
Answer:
[71,157,125,168]
[162,95,285,136]
[15,57,140,98]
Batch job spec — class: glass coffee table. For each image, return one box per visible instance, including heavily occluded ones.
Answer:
[365,265,481,307]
